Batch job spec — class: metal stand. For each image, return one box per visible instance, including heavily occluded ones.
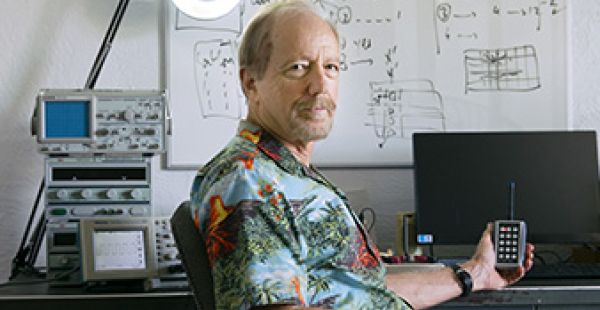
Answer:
[9,180,46,280]
[10,0,130,280]
[85,0,130,89]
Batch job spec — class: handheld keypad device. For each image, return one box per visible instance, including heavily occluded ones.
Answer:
[494,220,527,269]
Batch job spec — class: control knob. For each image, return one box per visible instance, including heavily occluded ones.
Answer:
[123,109,136,123]
[56,189,69,200]
[163,253,176,261]
[81,189,94,200]
[106,189,119,200]
[129,188,144,200]
[96,128,110,136]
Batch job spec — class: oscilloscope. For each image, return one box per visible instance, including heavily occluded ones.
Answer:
[32,89,168,154]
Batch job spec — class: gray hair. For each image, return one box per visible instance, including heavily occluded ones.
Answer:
[238,0,339,80]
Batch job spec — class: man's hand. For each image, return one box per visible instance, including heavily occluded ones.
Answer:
[461,223,535,291]
[385,223,535,309]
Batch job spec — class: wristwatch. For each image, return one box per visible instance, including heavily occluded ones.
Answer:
[451,264,473,297]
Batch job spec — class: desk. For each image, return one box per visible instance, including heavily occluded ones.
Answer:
[0,282,195,310]
[386,263,600,309]
[439,284,600,309]
[2,280,600,309]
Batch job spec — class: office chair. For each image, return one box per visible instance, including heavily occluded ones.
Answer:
[171,201,215,310]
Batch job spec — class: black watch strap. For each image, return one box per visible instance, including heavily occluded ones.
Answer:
[451,264,473,297]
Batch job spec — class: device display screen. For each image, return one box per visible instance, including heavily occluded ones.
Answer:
[44,100,91,138]
[53,232,77,246]
[51,168,147,181]
[413,131,600,244]
[92,230,146,271]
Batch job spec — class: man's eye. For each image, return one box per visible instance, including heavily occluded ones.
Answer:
[290,63,308,71]
[325,63,340,77]
[285,63,309,78]
[325,63,339,72]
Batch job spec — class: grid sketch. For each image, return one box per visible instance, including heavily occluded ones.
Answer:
[464,45,540,93]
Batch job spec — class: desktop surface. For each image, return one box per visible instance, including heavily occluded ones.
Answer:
[3,272,600,309]
[0,279,194,310]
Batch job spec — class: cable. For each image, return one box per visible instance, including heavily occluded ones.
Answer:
[583,242,600,253]
[28,212,47,268]
[0,266,80,288]
[534,254,546,265]
[10,179,45,280]
[402,213,411,257]
[534,250,567,264]
[428,244,435,259]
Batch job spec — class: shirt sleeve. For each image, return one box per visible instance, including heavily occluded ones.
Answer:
[190,160,309,310]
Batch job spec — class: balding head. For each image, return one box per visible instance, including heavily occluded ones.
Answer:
[238,0,339,81]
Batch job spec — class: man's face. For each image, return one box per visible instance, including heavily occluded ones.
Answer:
[248,12,340,144]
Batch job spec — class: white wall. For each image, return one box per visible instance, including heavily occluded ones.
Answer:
[0,0,599,282]
[571,1,600,130]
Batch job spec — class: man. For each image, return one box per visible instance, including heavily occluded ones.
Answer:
[189,1,535,309]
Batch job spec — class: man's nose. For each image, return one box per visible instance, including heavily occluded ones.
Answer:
[307,65,326,95]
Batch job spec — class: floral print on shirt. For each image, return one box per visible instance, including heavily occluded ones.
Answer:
[190,121,412,310]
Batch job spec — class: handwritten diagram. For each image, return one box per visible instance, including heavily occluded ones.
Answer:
[365,79,445,148]
[314,0,402,77]
[312,0,352,25]
[194,40,244,119]
[464,45,540,93]
[167,0,567,166]
[434,0,566,55]
[312,0,401,25]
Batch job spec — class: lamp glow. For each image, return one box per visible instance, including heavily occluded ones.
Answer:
[172,0,240,20]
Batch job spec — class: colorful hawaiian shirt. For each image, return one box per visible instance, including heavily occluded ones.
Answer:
[190,121,411,310]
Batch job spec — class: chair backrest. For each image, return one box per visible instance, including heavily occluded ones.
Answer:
[170,201,215,310]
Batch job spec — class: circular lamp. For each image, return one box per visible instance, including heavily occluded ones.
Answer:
[172,0,240,19]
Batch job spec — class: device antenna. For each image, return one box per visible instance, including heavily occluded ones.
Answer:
[508,180,516,220]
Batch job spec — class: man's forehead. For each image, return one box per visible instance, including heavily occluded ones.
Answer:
[272,10,335,38]
[270,13,338,51]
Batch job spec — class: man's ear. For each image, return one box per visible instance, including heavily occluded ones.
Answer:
[240,68,258,103]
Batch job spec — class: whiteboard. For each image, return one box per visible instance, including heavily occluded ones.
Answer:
[166,0,567,168]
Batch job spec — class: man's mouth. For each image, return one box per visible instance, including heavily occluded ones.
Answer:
[298,106,330,120]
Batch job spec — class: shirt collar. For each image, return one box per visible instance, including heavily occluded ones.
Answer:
[236,120,348,201]
[237,120,306,176]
